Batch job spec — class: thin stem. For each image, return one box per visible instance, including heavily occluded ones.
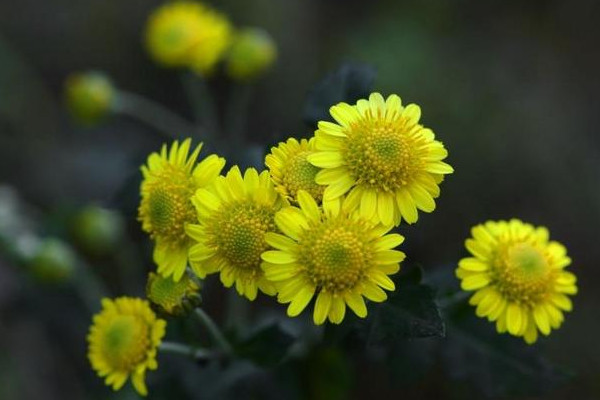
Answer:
[194,307,233,355]
[73,259,109,313]
[159,341,213,361]
[180,72,218,143]
[112,90,198,140]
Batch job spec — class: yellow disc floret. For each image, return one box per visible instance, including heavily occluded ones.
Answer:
[265,137,325,203]
[456,219,577,344]
[308,92,453,227]
[261,190,406,324]
[139,139,225,281]
[145,1,232,74]
[186,167,286,300]
[87,297,166,396]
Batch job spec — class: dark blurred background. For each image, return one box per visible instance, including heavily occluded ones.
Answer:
[1,0,599,399]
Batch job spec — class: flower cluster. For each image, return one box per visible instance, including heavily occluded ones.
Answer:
[137,92,450,323]
[145,1,276,79]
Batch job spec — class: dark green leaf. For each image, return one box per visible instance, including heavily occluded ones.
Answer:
[360,265,445,344]
[303,63,376,127]
[235,321,295,367]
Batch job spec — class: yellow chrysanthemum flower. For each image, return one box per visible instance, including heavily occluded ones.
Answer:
[146,272,201,316]
[456,219,577,344]
[138,139,225,281]
[87,297,166,396]
[265,137,325,203]
[145,1,232,74]
[261,190,406,324]
[308,92,453,227]
[186,167,286,300]
[64,71,115,125]
[225,27,277,81]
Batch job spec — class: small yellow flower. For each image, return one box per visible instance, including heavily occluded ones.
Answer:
[226,27,277,81]
[265,137,325,203]
[456,219,577,344]
[146,272,201,316]
[145,1,232,74]
[261,190,405,324]
[87,297,166,396]
[138,139,225,281]
[64,71,115,125]
[186,167,286,300]
[308,92,453,227]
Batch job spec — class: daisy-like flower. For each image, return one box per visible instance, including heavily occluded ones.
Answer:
[145,1,232,74]
[146,272,201,316]
[308,92,453,227]
[456,219,577,344]
[186,167,286,300]
[265,137,325,203]
[261,190,406,324]
[87,297,166,396]
[138,139,225,281]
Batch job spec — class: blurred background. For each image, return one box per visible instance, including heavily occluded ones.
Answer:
[0,0,599,399]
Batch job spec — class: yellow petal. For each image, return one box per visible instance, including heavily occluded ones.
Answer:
[373,234,405,251]
[506,303,523,335]
[307,152,344,168]
[533,305,551,335]
[328,296,346,324]
[297,190,321,222]
[313,291,332,325]
[261,250,296,264]
[345,292,367,318]
[287,285,315,317]
[396,190,418,224]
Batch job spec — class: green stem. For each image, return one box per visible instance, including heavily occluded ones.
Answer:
[225,289,249,332]
[159,341,213,361]
[225,83,253,153]
[73,259,109,313]
[180,72,218,143]
[112,90,198,140]
[194,308,233,355]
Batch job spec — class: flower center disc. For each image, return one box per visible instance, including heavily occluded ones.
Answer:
[141,166,196,244]
[493,242,555,305]
[344,119,423,191]
[104,316,150,370]
[300,220,370,292]
[283,151,323,201]
[213,204,275,269]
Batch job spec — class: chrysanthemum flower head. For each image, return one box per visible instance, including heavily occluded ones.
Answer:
[138,139,225,281]
[456,219,577,344]
[265,137,325,203]
[87,297,166,396]
[261,190,406,324]
[225,27,277,81]
[186,166,286,300]
[145,1,232,74]
[308,92,453,227]
[64,71,115,125]
[146,272,201,316]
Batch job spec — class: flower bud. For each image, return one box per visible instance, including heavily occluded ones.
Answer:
[71,206,124,256]
[28,238,76,284]
[146,272,201,316]
[64,71,115,125]
[226,28,277,81]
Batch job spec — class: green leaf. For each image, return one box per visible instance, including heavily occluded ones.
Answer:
[360,265,445,344]
[303,63,376,127]
[235,321,295,367]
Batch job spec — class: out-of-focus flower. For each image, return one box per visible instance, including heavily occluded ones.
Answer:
[28,238,76,284]
[145,1,232,74]
[71,206,124,256]
[225,28,277,81]
[146,272,201,316]
[87,297,166,396]
[138,139,225,281]
[186,167,285,300]
[308,92,453,227]
[64,71,115,125]
[456,219,577,344]
[265,137,324,203]
[261,190,405,324]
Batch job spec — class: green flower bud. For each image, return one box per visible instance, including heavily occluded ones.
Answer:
[64,71,115,125]
[226,28,277,81]
[146,272,201,317]
[28,238,76,284]
[71,206,124,256]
